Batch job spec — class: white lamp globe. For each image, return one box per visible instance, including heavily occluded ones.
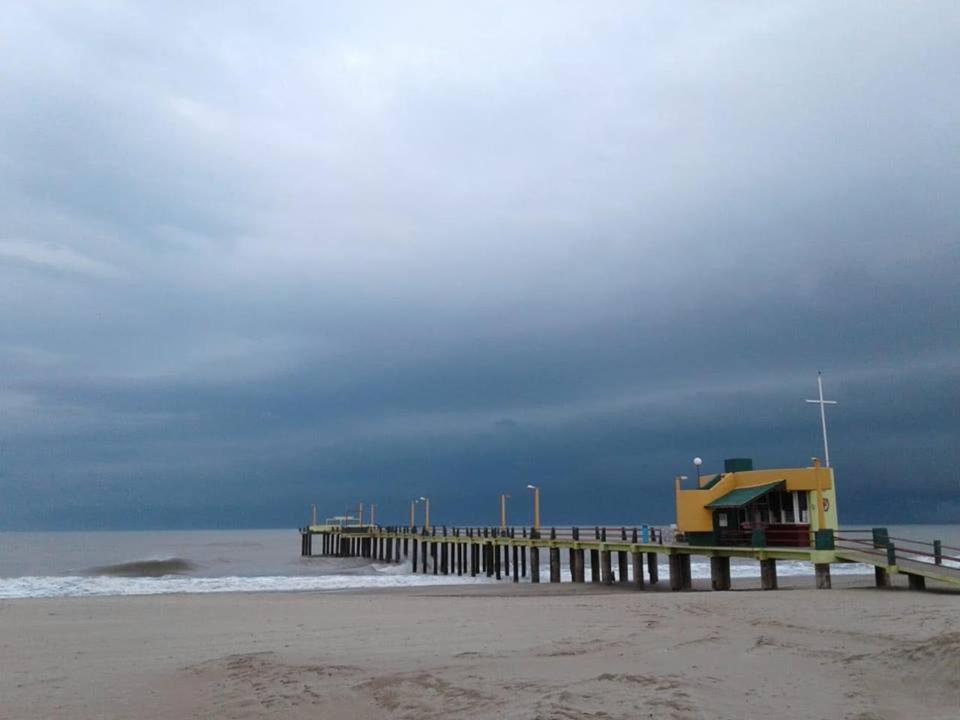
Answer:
[693,457,703,467]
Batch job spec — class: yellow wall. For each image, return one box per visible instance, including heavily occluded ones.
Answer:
[676,467,836,532]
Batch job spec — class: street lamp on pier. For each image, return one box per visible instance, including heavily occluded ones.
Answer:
[526,484,540,532]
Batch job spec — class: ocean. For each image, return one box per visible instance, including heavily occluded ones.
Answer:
[1,525,956,599]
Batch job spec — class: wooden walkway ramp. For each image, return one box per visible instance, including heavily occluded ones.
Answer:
[834,530,960,590]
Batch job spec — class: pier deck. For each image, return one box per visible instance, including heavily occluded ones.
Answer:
[299,524,960,591]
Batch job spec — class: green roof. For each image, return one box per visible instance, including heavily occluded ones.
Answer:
[705,481,784,509]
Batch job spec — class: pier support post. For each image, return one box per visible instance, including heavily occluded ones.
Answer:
[432,542,438,575]
[440,542,448,575]
[632,551,644,589]
[512,545,519,583]
[907,573,926,591]
[815,563,832,589]
[590,549,600,582]
[875,566,890,588]
[573,549,585,583]
[601,550,613,585]
[503,544,510,576]
[710,556,731,591]
[549,547,561,583]
[647,552,659,584]
[669,554,683,591]
[520,545,527,577]
[530,546,540,583]
[494,543,502,580]
[421,540,428,574]
[618,551,629,584]
[411,538,418,572]
[403,537,409,558]
[760,558,778,590]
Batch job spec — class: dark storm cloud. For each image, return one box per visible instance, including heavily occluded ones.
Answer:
[1,2,958,529]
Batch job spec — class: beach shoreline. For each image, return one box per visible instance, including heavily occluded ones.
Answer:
[3,577,957,719]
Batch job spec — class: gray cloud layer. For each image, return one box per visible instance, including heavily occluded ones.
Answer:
[1,2,958,529]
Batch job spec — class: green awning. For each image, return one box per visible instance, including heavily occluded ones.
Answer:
[705,481,784,509]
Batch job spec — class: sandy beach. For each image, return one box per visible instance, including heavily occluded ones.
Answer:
[2,577,957,720]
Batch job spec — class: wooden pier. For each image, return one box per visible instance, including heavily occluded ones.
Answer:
[298,523,960,591]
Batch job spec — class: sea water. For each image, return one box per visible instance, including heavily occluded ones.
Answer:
[0,525,955,599]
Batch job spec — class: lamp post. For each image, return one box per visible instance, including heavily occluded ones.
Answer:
[410,499,418,529]
[693,457,703,484]
[419,496,430,530]
[358,502,364,526]
[526,484,540,532]
[370,503,376,527]
[499,493,511,530]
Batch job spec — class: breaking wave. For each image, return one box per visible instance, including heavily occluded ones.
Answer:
[87,558,195,577]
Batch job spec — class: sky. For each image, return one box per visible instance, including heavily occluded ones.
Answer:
[1,1,958,530]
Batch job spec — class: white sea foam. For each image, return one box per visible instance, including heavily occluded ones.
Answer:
[0,571,489,599]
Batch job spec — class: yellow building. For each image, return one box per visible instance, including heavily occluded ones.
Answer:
[675,458,838,547]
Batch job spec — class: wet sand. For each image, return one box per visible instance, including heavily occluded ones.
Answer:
[1,576,957,719]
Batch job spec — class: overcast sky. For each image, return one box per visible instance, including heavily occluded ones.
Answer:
[1,2,957,529]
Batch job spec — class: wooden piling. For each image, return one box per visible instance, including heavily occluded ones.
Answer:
[530,546,540,583]
[647,552,659,584]
[412,538,418,572]
[907,573,926,591]
[815,563,831,589]
[512,545,519,583]
[631,551,644,589]
[520,545,527,577]
[618,551,628,584]
[874,566,890,588]
[601,550,613,585]
[494,542,502,580]
[549,547,561,583]
[590,549,600,582]
[669,554,683,591]
[760,558,778,590]
[503,543,510,576]
[573,549,585,583]
[710,556,731,591]
[432,542,438,575]
[440,541,448,575]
